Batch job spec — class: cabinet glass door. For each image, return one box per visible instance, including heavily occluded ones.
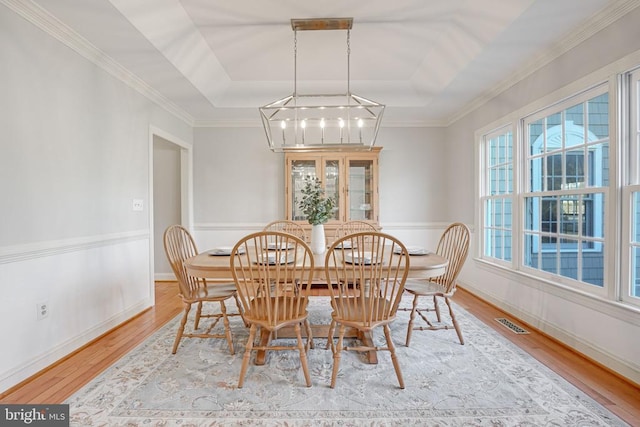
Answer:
[324,159,341,221]
[290,159,318,220]
[348,159,374,221]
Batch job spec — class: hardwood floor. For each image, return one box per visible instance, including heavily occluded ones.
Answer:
[1,282,639,425]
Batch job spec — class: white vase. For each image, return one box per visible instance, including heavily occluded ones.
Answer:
[310,224,326,255]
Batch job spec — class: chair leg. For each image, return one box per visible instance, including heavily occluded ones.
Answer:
[330,324,346,388]
[405,294,419,347]
[219,300,234,355]
[238,324,256,388]
[325,319,336,350]
[304,319,314,351]
[194,301,203,330]
[233,293,248,327]
[433,295,442,322]
[295,323,312,387]
[446,297,464,345]
[172,304,191,354]
[384,324,404,389]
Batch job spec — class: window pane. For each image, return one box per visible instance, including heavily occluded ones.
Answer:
[559,196,581,237]
[524,233,539,268]
[504,231,512,261]
[494,229,503,259]
[546,155,563,190]
[633,247,640,297]
[530,157,543,191]
[529,119,543,156]
[588,142,609,188]
[493,199,503,227]
[564,150,585,188]
[559,238,579,280]
[542,239,558,274]
[545,114,562,153]
[565,104,584,148]
[525,197,539,231]
[504,199,512,228]
[489,136,499,167]
[585,193,604,239]
[542,197,558,234]
[484,227,492,257]
[588,93,609,139]
[582,249,604,287]
[634,192,640,242]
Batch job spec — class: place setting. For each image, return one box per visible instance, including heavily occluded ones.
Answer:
[207,246,246,256]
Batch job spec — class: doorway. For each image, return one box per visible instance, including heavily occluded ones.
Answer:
[150,127,192,281]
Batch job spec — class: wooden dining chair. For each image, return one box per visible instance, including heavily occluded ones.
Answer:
[163,225,242,355]
[263,220,308,242]
[230,231,315,388]
[403,222,470,346]
[333,220,380,241]
[324,232,410,389]
[331,220,380,248]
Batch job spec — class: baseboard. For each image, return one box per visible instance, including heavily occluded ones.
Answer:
[154,273,176,281]
[459,281,640,387]
[0,298,153,393]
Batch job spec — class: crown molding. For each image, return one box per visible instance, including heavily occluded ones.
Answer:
[1,0,195,126]
[447,0,640,126]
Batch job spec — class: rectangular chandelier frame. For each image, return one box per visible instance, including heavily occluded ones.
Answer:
[260,18,385,152]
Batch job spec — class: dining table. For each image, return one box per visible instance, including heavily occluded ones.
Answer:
[184,246,448,364]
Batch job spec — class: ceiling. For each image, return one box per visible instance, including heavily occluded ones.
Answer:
[25,0,626,126]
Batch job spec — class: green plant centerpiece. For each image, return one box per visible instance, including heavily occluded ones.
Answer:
[299,176,335,225]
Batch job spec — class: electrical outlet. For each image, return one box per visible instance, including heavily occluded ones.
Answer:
[132,199,144,211]
[37,301,49,320]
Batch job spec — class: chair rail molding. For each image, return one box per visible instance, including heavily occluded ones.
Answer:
[0,230,149,264]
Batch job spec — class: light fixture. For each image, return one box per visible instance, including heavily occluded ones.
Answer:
[260,18,384,152]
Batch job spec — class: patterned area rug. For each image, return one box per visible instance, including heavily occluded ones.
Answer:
[66,297,627,426]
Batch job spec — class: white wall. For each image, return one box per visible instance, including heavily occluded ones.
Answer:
[0,5,192,391]
[446,6,640,384]
[191,126,450,250]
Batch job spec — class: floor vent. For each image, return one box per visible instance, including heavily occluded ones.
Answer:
[495,318,529,334]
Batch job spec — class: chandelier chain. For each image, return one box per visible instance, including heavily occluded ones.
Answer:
[347,29,351,96]
[294,30,298,97]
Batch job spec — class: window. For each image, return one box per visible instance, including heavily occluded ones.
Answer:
[523,90,608,288]
[625,68,640,303]
[481,127,513,263]
[478,62,640,307]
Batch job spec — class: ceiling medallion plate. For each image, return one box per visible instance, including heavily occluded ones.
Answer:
[290,18,353,31]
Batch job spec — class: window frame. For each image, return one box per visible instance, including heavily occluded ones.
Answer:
[621,67,640,305]
[479,124,517,268]
[521,85,609,296]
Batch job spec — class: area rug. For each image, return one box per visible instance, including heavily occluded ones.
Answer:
[66,297,627,426]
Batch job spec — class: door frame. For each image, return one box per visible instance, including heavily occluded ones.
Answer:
[149,125,193,287]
